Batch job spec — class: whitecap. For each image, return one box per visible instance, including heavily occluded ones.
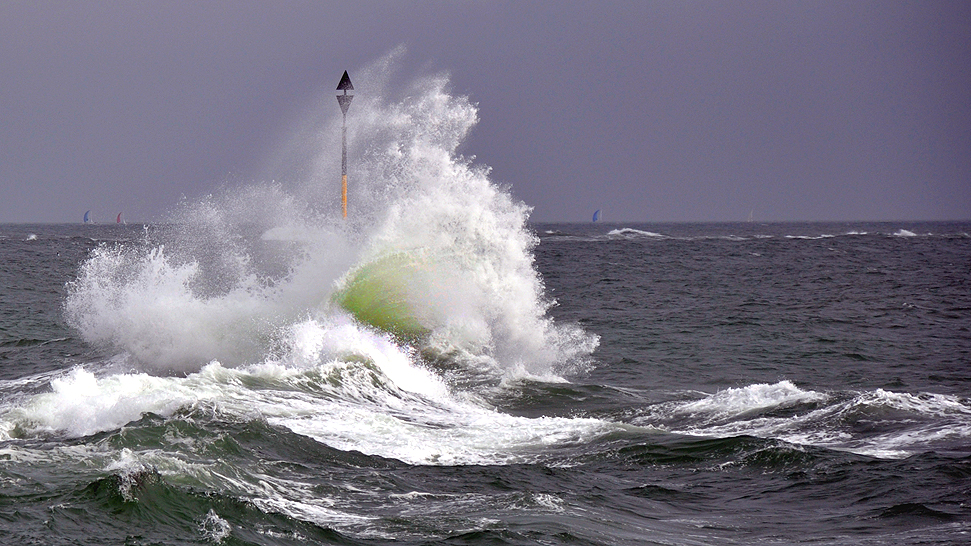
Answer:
[642,382,971,459]
[607,228,665,238]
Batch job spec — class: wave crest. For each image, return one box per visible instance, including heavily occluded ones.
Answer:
[64,56,597,381]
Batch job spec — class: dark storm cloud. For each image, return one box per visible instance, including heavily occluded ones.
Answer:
[1,0,968,223]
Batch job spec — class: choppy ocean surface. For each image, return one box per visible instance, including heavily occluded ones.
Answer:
[1,69,970,545]
[2,221,969,546]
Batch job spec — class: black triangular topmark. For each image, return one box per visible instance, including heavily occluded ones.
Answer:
[336,71,354,91]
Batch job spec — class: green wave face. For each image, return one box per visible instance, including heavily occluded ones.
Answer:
[332,253,432,342]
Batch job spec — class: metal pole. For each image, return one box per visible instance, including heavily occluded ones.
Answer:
[341,111,347,218]
[336,71,354,218]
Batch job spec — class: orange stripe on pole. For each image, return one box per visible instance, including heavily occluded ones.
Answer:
[342,174,347,218]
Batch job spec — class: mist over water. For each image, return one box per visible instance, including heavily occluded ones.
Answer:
[64,54,596,380]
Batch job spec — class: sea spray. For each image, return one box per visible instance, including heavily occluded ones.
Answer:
[64,55,597,381]
[336,71,597,375]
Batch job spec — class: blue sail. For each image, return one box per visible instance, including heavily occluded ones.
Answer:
[592,209,601,222]
[83,210,91,224]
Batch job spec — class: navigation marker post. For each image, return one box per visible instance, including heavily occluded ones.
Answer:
[336,70,354,218]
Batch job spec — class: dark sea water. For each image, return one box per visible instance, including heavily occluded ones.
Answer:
[1,221,969,545]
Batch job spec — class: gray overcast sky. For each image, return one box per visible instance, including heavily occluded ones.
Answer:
[1,0,969,223]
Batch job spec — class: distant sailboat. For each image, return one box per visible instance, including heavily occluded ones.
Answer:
[116,213,123,224]
[83,210,91,224]
[592,209,602,222]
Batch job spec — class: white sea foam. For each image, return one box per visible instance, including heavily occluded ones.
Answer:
[784,234,835,240]
[63,53,595,380]
[0,323,615,465]
[199,509,232,543]
[645,381,971,459]
[11,77,612,463]
[3,367,198,438]
[671,380,826,420]
[254,498,375,534]
[607,228,665,238]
